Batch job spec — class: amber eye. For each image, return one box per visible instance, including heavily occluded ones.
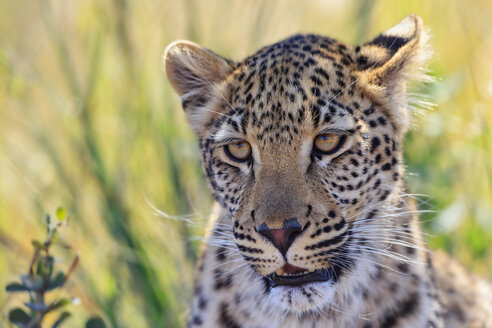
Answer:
[313,133,346,155]
[224,141,252,162]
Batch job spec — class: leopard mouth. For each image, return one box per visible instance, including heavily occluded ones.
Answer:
[267,263,332,288]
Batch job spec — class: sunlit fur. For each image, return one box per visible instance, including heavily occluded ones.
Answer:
[164,14,492,328]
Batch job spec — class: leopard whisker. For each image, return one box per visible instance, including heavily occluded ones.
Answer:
[345,246,424,266]
[344,241,420,262]
[335,250,406,275]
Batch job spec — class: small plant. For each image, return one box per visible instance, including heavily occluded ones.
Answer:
[5,208,105,328]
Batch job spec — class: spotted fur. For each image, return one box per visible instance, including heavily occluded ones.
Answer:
[164,15,492,328]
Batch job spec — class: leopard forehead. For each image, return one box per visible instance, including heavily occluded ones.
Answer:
[209,34,370,148]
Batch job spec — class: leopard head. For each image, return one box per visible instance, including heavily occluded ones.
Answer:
[164,14,430,313]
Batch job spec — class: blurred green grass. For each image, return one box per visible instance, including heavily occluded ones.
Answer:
[0,0,491,327]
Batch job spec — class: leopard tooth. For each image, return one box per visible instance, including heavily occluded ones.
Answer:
[276,268,284,276]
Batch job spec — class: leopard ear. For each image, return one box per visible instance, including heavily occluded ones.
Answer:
[164,41,235,133]
[356,14,431,131]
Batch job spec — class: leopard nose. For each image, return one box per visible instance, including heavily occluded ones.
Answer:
[258,218,303,255]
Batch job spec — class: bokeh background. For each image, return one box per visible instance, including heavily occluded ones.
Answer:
[1,0,491,327]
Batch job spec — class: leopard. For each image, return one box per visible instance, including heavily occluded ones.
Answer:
[163,14,492,328]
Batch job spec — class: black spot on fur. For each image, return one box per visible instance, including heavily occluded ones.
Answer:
[219,302,242,328]
[371,137,381,152]
[379,292,419,328]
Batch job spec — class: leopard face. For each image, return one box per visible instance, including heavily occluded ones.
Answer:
[165,15,429,313]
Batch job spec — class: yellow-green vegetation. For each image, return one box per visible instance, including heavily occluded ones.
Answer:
[5,208,106,328]
[0,0,491,327]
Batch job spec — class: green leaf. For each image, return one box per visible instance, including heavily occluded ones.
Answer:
[9,308,31,326]
[45,298,71,314]
[52,312,71,328]
[6,282,28,293]
[20,275,43,291]
[47,272,66,291]
[46,256,55,277]
[86,317,106,328]
[36,260,44,276]
[37,256,55,278]
[56,207,67,221]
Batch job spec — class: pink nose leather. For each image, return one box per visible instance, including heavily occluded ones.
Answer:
[257,218,303,255]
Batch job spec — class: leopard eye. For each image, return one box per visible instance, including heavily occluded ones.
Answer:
[313,133,346,155]
[224,140,252,162]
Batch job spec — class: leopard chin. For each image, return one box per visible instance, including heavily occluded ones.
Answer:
[268,281,337,313]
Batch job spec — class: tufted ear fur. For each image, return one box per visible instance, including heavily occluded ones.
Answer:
[355,14,431,131]
[164,41,235,134]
